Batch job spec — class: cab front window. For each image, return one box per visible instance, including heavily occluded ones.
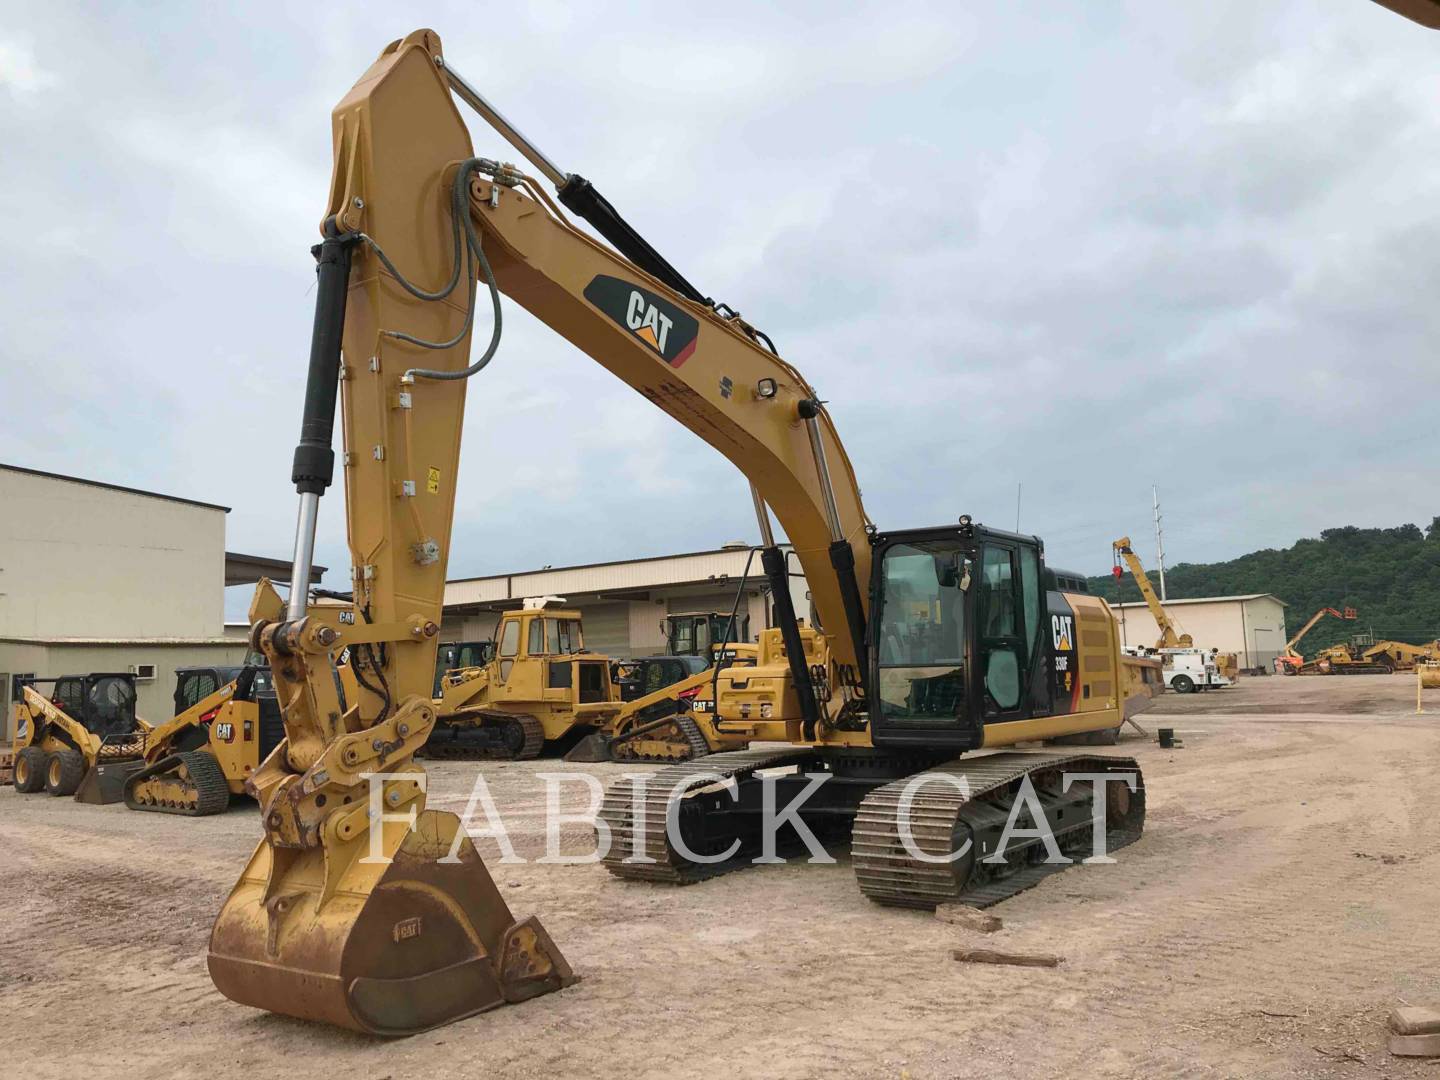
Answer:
[875,541,968,723]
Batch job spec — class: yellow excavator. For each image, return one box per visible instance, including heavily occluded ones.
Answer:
[206,29,1163,1035]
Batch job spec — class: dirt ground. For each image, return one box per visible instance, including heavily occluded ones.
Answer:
[5,673,1440,1079]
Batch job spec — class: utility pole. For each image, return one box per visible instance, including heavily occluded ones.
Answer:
[1152,485,1167,601]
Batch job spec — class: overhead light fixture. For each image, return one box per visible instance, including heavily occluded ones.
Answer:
[755,378,777,399]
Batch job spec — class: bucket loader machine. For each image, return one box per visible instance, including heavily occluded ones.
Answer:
[10,674,150,801]
[423,603,622,759]
[122,665,283,815]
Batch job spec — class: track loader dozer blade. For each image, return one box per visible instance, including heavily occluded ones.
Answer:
[208,808,575,1036]
[562,732,614,763]
[74,759,145,804]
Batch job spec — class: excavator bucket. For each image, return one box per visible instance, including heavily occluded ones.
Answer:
[73,758,145,804]
[208,808,575,1035]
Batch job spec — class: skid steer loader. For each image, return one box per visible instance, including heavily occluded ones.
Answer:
[122,664,284,815]
[10,673,150,801]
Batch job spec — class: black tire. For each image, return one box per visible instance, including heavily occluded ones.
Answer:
[45,749,87,796]
[1171,675,1195,694]
[14,747,47,793]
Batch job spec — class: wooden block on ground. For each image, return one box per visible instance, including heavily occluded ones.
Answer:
[935,904,1003,933]
[952,948,1062,968]
[1389,1006,1440,1036]
[1388,1033,1440,1058]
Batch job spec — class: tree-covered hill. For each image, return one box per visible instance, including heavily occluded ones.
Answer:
[1085,521,1440,653]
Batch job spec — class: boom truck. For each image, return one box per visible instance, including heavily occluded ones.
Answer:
[206,29,1156,1035]
[1111,537,1233,692]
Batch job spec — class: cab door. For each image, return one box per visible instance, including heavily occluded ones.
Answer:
[974,544,1028,722]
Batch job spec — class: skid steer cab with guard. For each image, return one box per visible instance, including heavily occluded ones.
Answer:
[10,673,150,801]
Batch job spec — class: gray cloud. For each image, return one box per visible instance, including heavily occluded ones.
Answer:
[2,2,1437,620]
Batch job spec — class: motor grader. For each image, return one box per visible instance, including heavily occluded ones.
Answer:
[203,28,1171,1036]
[121,664,283,815]
[10,673,149,801]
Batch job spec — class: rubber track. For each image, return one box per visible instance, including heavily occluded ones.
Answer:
[600,746,823,883]
[851,751,1145,909]
[124,750,231,816]
[610,713,712,763]
[422,713,544,760]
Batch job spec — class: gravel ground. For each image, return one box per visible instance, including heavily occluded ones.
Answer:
[4,672,1438,1079]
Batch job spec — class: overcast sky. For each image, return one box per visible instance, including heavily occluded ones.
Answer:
[2,2,1437,617]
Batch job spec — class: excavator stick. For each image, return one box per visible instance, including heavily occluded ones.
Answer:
[209,809,574,1035]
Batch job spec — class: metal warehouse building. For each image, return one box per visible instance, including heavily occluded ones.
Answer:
[0,464,310,732]
[1109,593,1289,671]
[443,544,810,657]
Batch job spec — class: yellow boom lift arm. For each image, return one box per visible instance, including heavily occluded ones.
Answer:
[1112,537,1191,648]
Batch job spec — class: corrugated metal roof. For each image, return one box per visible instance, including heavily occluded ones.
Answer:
[1109,593,1287,608]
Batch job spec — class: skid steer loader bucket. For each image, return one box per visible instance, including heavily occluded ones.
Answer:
[75,731,149,804]
[74,758,146,804]
[209,807,575,1035]
[562,732,613,762]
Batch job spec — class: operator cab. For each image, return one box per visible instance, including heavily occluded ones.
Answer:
[173,664,283,757]
[433,640,495,696]
[665,611,751,661]
[42,673,140,739]
[869,519,1060,750]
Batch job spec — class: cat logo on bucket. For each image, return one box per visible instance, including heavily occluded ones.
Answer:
[583,274,700,367]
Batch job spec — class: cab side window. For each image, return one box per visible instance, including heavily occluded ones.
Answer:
[498,619,521,683]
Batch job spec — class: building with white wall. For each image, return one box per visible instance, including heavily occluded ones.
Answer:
[1108,593,1288,671]
[443,544,809,657]
[0,464,295,730]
